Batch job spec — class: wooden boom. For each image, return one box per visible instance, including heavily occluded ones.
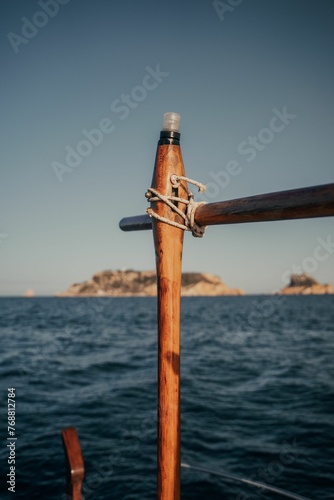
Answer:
[119,182,334,231]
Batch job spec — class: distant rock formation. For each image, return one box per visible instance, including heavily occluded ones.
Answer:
[279,273,334,295]
[57,270,244,297]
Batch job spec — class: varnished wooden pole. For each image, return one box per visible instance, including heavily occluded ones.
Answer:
[194,183,334,226]
[119,183,334,231]
[61,427,85,500]
[150,114,187,500]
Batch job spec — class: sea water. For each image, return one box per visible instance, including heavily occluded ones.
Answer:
[0,296,333,499]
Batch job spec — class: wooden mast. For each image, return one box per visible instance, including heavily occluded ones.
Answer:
[149,113,187,500]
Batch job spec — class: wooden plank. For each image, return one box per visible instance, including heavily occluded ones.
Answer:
[61,427,85,500]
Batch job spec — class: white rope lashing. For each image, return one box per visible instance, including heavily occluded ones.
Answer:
[146,175,207,238]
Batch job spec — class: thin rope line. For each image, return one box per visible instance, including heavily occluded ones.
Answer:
[146,175,207,238]
[171,174,206,193]
[181,463,311,500]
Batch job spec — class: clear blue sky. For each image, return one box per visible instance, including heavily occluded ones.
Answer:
[1,0,333,295]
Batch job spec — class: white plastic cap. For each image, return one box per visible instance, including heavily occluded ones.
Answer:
[162,112,181,132]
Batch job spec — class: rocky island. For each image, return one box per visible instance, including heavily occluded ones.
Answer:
[279,273,334,295]
[58,270,244,297]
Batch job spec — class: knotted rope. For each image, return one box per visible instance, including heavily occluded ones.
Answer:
[146,175,207,238]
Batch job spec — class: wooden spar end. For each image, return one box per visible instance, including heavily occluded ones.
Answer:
[61,427,85,500]
[119,214,152,231]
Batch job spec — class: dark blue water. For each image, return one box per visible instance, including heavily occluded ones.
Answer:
[0,296,333,499]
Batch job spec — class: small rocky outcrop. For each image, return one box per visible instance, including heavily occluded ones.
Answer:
[57,270,244,297]
[279,273,334,295]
